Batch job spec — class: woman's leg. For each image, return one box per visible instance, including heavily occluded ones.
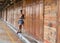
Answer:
[17,25,22,34]
[19,25,22,33]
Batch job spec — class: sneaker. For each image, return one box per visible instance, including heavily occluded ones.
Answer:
[17,31,22,34]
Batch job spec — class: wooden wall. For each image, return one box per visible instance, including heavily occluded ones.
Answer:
[1,0,43,42]
[44,0,57,43]
[23,0,43,41]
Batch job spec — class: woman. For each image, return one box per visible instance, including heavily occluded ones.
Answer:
[17,10,24,34]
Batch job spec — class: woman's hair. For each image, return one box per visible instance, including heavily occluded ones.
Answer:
[20,10,22,14]
[20,9,25,19]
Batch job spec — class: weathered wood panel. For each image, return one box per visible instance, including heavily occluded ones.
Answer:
[44,0,57,43]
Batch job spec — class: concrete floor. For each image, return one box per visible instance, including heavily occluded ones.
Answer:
[0,20,23,43]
